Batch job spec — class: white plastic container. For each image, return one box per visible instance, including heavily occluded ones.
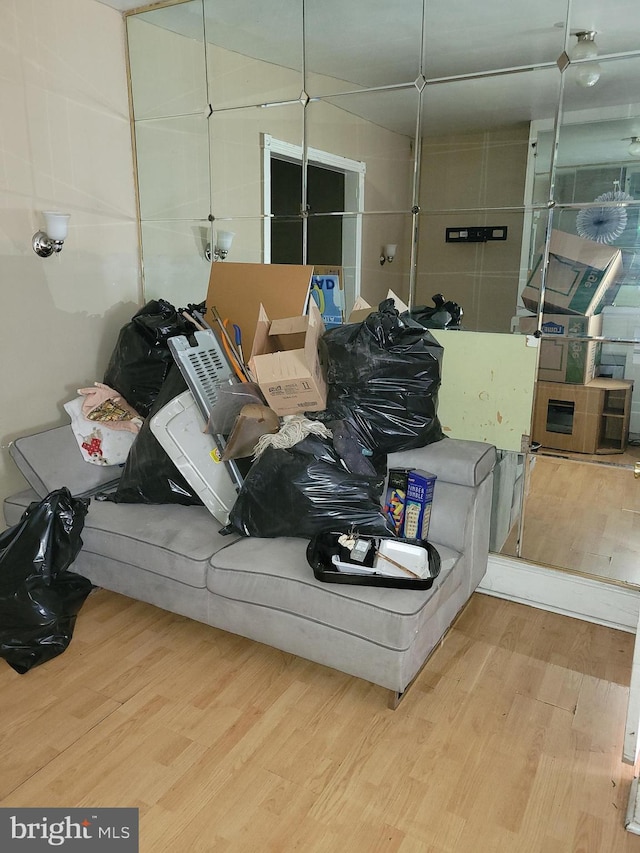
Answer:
[150,390,237,525]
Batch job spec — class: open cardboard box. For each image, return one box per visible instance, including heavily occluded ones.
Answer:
[347,290,410,323]
[248,300,327,416]
[521,230,622,316]
[205,262,314,356]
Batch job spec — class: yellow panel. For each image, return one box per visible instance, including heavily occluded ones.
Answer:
[431,330,538,452]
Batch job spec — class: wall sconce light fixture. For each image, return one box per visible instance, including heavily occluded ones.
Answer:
[32,211,71,257]
[379,243,397,266]
[570,30,601,88]
[205,229,235,262]
[628,137,640,157]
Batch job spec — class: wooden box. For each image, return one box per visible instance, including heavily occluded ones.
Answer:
[532,378,633,454]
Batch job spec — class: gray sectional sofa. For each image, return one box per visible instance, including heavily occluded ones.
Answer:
[5,427,495,705]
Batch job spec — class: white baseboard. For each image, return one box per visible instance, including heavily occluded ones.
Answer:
[479,554,640,634]
[626,777,640,833]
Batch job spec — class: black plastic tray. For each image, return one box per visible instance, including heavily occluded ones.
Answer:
[306,531,441,589]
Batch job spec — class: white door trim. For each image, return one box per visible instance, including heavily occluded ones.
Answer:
[262,133,365,309]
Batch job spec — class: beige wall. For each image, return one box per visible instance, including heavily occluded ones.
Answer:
[417,124,529,332]
[0,0,140,514]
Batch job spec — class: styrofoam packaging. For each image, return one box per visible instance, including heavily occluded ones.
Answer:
[331,540,430,579]
[401,469,437,540]
[374,539,430,578]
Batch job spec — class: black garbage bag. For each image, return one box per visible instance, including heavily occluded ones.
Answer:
[228,434,393,539]
[103,299,195,418]
[315,299,444,455]
[108,365,203,505]
[407,293,463,329]
[0,488,93,674]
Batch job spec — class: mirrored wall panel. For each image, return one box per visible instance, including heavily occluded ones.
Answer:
[209,102,304,220]
[127,1,206,120]
[126,0,640,588]
[422,0,569,79]
[304,0,423,95]
[204,0,304,109]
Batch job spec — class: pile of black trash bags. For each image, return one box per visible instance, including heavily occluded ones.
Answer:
[95,296,447,539]
[0,296,450,673]
[229,298,445,538]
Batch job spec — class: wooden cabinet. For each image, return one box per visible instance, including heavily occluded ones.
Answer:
[532,378,633,454]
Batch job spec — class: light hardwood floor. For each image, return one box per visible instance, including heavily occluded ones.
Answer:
[503,452,640,584]
[2,588,640,852]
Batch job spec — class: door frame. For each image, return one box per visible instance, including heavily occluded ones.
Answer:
[262,133,366,312]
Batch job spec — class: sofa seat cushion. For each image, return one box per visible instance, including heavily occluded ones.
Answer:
[208,536,460,652]
[10,425,123,498]
[4,489,237,589]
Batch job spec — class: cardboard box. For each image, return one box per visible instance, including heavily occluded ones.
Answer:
[310,266,344,328]
[383,468,411,535]
[248,300,327,416]
[205,262,314,356]
[402,470,437,541]
[517,313,603,384]
[383,467,437,540]
[347,290,410,324]
[521,230,622,316]
[347,296,375,324]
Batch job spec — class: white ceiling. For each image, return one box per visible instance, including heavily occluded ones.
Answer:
[93,0,640,164]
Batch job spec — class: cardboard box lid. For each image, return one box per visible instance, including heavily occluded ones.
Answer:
[549,229,620,271]
[205,262,314,355]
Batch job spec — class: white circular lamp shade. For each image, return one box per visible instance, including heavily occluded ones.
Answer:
[576,190,634,244]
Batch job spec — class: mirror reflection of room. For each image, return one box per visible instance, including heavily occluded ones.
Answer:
[125,0,640,589]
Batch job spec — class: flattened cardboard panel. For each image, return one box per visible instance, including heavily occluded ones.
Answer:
[205,262,313,355]
[311,266,344,328]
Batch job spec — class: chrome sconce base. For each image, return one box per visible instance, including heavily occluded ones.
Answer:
[32,231,65,258]
[204,243,230,262]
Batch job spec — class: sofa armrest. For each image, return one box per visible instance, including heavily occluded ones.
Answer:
[388,437,496,489]
[388,437,496,557]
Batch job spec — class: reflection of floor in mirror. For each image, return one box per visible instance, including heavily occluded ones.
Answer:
[501,447,640,585]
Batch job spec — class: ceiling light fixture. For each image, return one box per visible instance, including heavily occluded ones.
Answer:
[570,31,601,88]
[629,137,640,157]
